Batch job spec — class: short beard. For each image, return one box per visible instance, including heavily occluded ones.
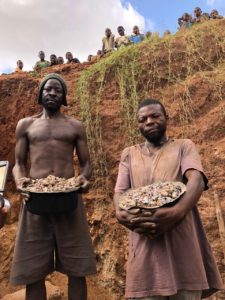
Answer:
[140,127,166,144]
[45,105,60,113]
[42,101,61,113]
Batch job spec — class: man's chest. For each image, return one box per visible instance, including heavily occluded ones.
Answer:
[27,120,76,144]
[130,143,183,186]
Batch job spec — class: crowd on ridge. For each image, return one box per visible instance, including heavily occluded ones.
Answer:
[13,7,224,74]
[14,25,157,74]
[14,50,81,74]
[178,7,223,29]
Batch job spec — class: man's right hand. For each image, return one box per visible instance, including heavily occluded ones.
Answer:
[16,177,31,201]
[115,207,142,231]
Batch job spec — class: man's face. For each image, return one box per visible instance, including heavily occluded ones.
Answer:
[194,9,201,17]
[50,55,57,64]
[87,55,93,62]
[17,60,23,69]
[39,51,45,60]
[146,31,151,38]
[42,79,63,112]
[137,104,167,143]
[211,11,218,18]
[58,57,64,64]
[133,26,139,35]
[105,29,111,37]
[183,14,189,21]
[118,27,125,36]
[67,52,73,62]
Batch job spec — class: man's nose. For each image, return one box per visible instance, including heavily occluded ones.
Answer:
[49,89,56,95]
[146,117,154,125]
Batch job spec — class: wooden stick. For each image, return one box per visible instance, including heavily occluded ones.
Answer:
[214,191,225,265]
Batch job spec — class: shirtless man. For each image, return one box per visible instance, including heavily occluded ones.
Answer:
[10,73,96,300]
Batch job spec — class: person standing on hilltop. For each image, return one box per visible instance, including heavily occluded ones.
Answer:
[65,51,80,64]
[10,73,96,300]
[178,13,193,30]
[102,28,115,54]
[50,54,58,66]
[57,56,64,64]
[192,7,206,23]
[34,50,50,71]
[15,60,24,73]
[115,26,130,49]
[210,9,223,19]
[145,31,152,39]
[129,25,145,45]
[163,30,171,37]
[114,99,223,299]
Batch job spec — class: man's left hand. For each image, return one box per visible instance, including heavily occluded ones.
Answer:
[131,206,184,239]
[76,175,90,193]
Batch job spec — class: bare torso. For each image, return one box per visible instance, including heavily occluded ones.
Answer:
[14,79,91,188]
[20,114,82,179]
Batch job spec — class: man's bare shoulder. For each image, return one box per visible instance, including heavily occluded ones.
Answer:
[16,114,42,137]
[65,116,84,129]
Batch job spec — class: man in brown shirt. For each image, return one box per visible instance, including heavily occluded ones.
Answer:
[114,99,223,299]
[10,73,96,300]
[102,28,115,54]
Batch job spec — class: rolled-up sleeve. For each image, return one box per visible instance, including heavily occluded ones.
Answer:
[181,139,208,189]
[114,148,131,193]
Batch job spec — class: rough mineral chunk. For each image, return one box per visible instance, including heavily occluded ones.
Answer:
[119,181,186,210]
[21,175,81,193]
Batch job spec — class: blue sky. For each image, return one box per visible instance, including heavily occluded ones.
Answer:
[0,0,225,74]
[126,0,225,34]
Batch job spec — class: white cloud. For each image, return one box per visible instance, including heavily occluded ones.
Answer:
[206,0,222,6]
[0,0,154,73]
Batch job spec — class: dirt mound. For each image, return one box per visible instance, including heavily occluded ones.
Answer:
[0,20,225,299]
